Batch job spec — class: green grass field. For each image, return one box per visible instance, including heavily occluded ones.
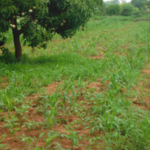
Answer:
[0,15,150,150]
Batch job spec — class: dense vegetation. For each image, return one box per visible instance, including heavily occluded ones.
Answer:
[98,0,150,16]
[0,0,150,149]
[0,14,150,149]
[106,4,121,15]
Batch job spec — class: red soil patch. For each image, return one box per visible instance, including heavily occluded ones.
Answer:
[89,55,104,60]
[52,115,91,149]
[0,77,8,89]
[122,24,133,31]
[133,66,150,110]
[86,80,108,93]
[46,81,61,94]
[142,70,150,77]
[121,45,128,50]
[123,27,131,31]
[25,93,40,101]
[114,51,122,57]
[25,81,61,102]
[1,126,48,150]
[96,43,107,53]
[52,39,65,46]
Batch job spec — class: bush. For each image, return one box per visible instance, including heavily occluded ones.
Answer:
[96,2,107,16]
[0,34,6,47]
[132,7,141,17]
[106,4,121,16]
[141,5,150,14]
[120,3,135,16]
[0,48,17,63]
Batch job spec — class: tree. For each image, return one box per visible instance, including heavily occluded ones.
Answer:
[120,3,135,16]
[106,4,121,15]
[97,2,107,16]
[131,0,149,10]
[146,1,150,8]
[0,0,102,60]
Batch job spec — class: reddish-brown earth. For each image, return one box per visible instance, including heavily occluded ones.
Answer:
[89,55,104,60]
[132,65,150,110]
[0,77,8,89]
[0,80,107,150]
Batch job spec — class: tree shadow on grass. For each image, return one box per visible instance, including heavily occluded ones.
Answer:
[0,53,104,81]
[0,53,88,65]
[0,52,103,70]
[21,53,90,66]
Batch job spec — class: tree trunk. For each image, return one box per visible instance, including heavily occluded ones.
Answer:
[11,15,22,61]
[12,29,22,60]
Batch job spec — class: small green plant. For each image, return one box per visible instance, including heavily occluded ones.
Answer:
[4,116,21,134]
[19,134,35,149]
[0,134,6,143]
[14,104,30,118]
[61,131,83,148]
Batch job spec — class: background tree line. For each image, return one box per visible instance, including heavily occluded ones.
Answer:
[98,0,150,16]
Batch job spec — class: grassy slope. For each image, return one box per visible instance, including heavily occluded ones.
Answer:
[0,16,150,150]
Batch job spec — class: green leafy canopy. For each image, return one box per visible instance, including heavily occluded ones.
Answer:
[131,0,149,10]
[0,0,102,49]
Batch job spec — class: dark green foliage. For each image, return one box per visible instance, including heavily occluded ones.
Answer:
[0,34,7,47]
[120,3,135,16]
[131,0,148,10]
[132,7,140,17]
[96,1,107,16]
[106,4,121,16]
[0,36,17,63]
[146,1,150,8]
[0,48,17,63]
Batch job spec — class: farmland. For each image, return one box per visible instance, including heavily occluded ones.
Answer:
[0,15,150,150]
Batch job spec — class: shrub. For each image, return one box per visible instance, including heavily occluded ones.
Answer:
[132,7,141,17]
[106,4,121,16]
[0,47,17,63]
[120,3,135,16]
[0,34,6,47]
